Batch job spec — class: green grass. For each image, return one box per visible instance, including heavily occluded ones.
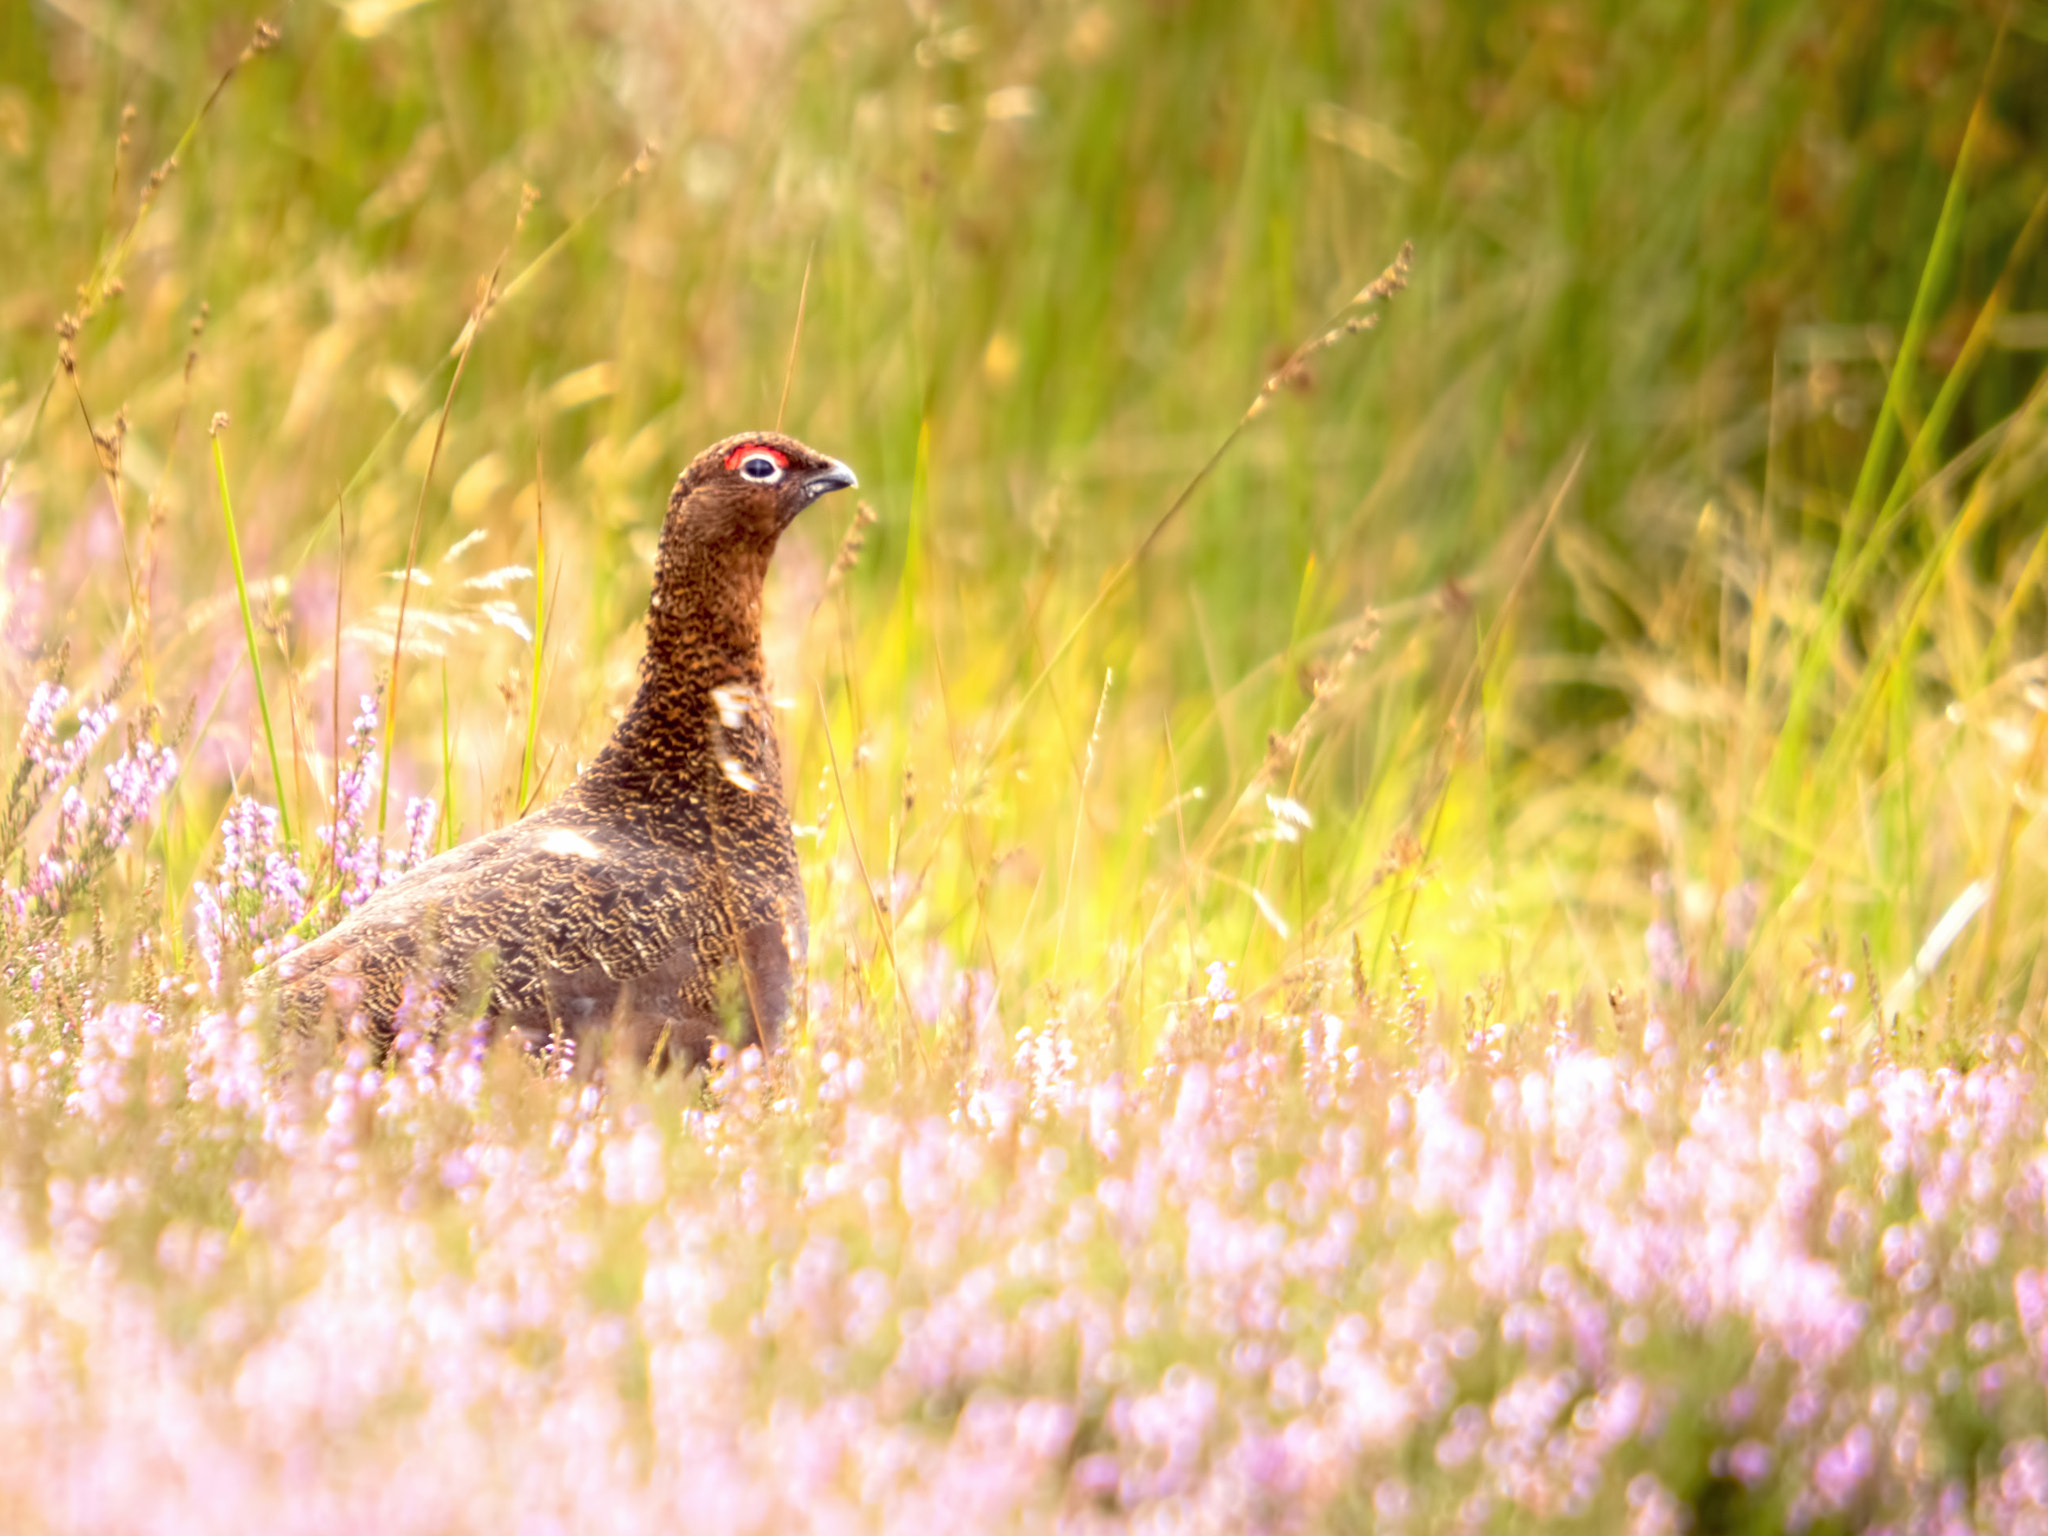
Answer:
[0,0,2044,1048]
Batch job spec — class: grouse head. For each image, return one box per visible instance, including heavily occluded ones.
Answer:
[645,430,857,678]
[669,430,858,553]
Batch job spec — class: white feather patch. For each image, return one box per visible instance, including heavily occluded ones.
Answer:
[720,757,763,793]
[711,684,754,731]
[539,828,605,859]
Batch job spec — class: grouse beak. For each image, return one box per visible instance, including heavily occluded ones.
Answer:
[799,457,858,507]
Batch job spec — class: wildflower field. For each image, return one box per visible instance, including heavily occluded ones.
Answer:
[2,0,2048,1529]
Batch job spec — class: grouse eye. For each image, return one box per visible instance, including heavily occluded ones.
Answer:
[739,452,785,484]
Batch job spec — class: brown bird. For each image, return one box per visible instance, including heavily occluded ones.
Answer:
[275,431,857,1065]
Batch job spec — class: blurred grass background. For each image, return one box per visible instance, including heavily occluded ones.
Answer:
[0,0,2044,1052]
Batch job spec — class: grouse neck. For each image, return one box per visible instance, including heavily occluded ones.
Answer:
[642,532,774,689]
[583,530,775,787]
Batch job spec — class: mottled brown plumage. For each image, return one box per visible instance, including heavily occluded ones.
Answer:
[274,431,856,1063]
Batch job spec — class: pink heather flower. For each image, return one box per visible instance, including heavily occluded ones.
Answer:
[1728,1439,1773,1487]
[388,793,438,879]
[1016,1019,1077,1116]
[1322,1331,1412,1451]
[602,1121,668,1207]
[1372,1477,1414,1527]
[15,871,2048,1532]
[185,1006,267,1116]
[31,692,114,787]
[1302,1012,1358,1101]
[1205,960,1238,1023]
[1812,1424,1876,1511]
[194,794,309,991]
[817,1049,868,1105]
[1434,1403,1486,1469]
[320,692,386,909]
[1998,1438,2048,1511]
[1626,1473,1685,1536]
[15,679,66,760]
[2015,1269,2048,1357]
[1645,920,1684,991]
[1087,1076,1124,1160]
[6,719,175,920]
[1070,1453,1120,1500]
[1115,1364,1218,1499]
[66,1002,160,1122]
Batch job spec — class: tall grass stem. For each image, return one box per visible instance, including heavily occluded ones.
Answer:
[210,429,293,847]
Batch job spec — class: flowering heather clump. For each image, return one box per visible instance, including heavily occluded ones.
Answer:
[0,681,177,925]
[1,681,116,853]
[325,694,383,906]
[193,795,309,991]
[189,694,440,997]
[14,736,178,920]
[3,944,2048,1532]
[313,692,436,914]
[395,789,439,877]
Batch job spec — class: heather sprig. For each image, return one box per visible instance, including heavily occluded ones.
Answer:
[306,690,436,923]
[192,793,310,993]
[318,691,383,913]
[18,735,179,919]
[0,677,117,866]
[0,683,177,928]
[187,687,447,1008]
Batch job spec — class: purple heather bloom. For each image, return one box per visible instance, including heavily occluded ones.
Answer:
[11,850,2048,1533]
[320,692,386,909]
[15,679,65,762]
[194,793,309,991]
[1728,1439,1774,1486]
[1812,1424,1876,1510]
[1645,920,1685,991]
[8,723,176,920]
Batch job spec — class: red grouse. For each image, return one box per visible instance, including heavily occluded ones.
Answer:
[276,431,856,1063]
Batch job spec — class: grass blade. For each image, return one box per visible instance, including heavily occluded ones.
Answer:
[518,452,547,813]
[209,420,292,847]
[440,659,456,855]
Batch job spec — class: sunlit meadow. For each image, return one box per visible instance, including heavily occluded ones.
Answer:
[1,0,2046,1529]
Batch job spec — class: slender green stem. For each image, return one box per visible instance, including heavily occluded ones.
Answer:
[440,660,456,855]
[518,469,546,811]
[210,432,293,847]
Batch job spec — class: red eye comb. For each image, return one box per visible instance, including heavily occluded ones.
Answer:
[724,444,789,471]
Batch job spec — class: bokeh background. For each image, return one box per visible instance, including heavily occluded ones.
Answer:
[1,0,2044,1041]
